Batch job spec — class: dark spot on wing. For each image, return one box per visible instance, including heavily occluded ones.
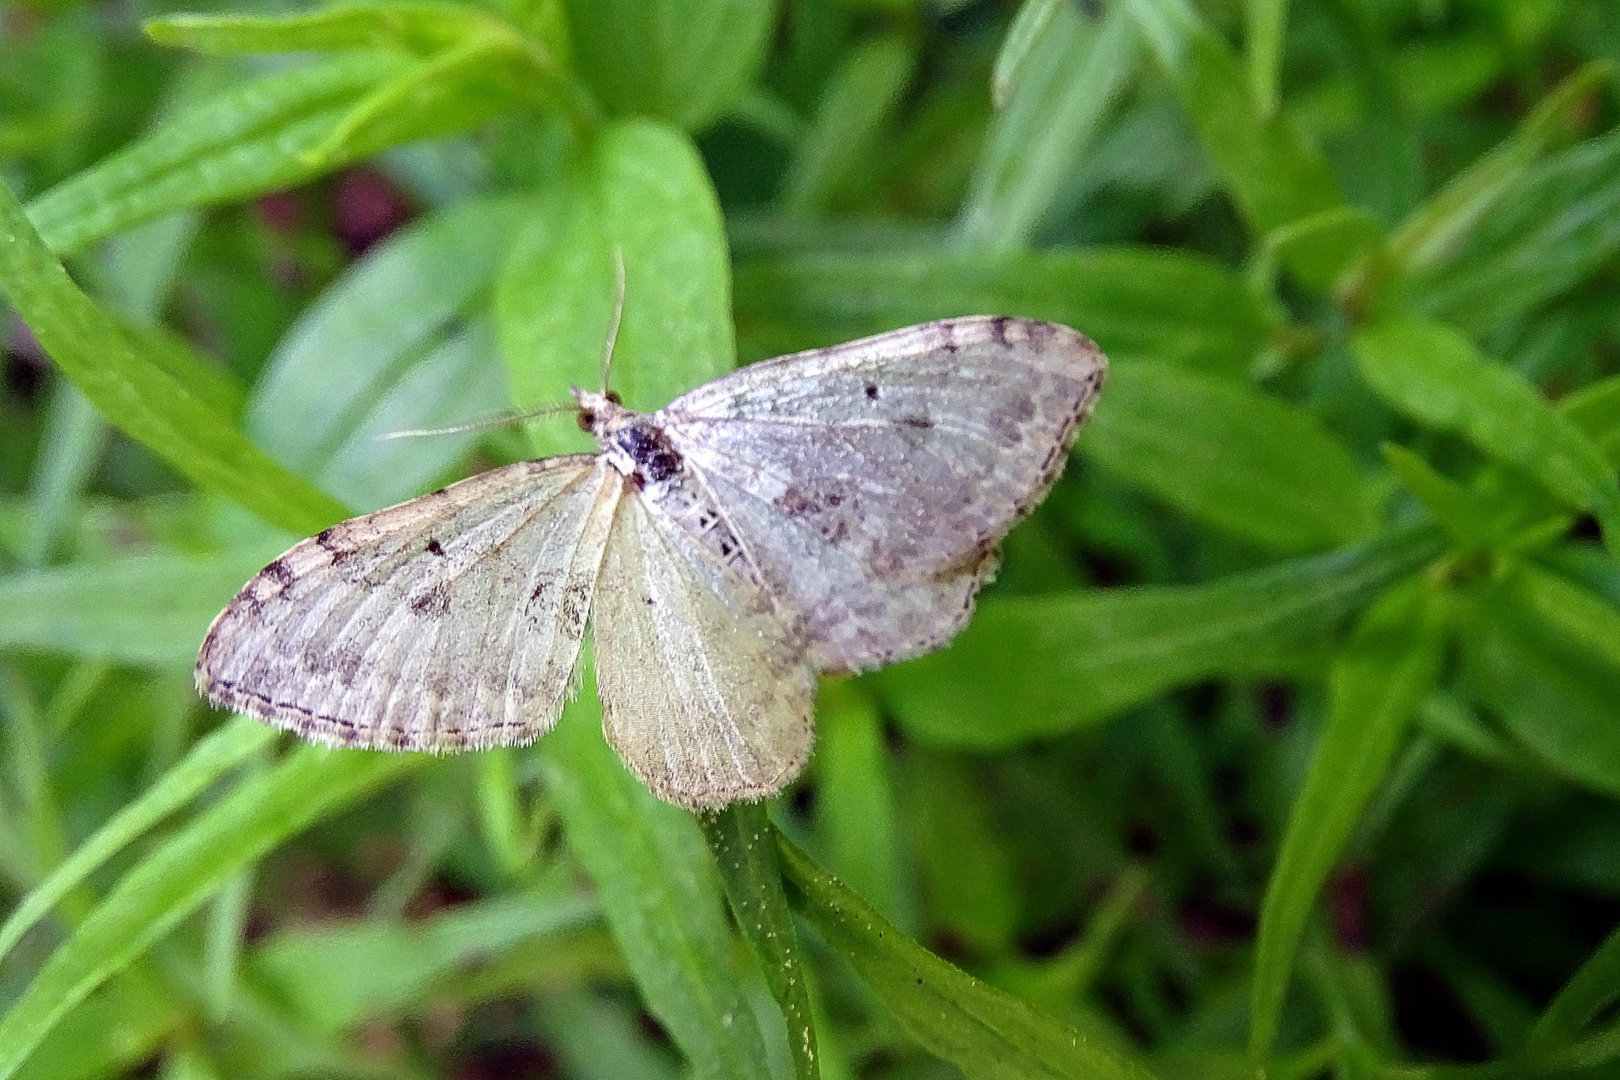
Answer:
[825,490,844,508]
[409,585,450,616]
[426,538,445,556]
[902,415,933,430]
[990,316,1011,346]
[826,520,849,545]
[616,425,683,484]
[262,558,293,587]
[777,486,817,518]
[864,383,879,400]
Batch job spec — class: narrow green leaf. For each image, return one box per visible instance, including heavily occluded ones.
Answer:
[1562,372,1620,468]
[0,748,421,1080]
[991,0,1064,109]
[0,547,284,665]
[12,971,182,1080]
[959,4,1137,251]
[735,247,1274,376]
[0,717,275,968]
[250,197,523,510]
[812,680,908,928]
[1530,922,1620,1055]
[536,680,773,1080]
[251,891,598,1032]
[878,526,1444,749]
[1381,443,1501,547]
[1468,565,1620,799]
[1245,0,1289,115]
[499,119,734,455]
[906,754,1019,953]
[0,176,349,536]
[781,35,915,216]
[144,2,496,56]
[1355,317,1620,557]
[20,383,106,568]
[1249,581,1447,1059]
[1390,62,1611,274]
[561,0,775,129]
[1083,360,1376,551]
[1407,129,1620,336]
[1119,0,1352,290]
[776,830,1158,1080]
[700,803,819,1080]
[27,55,410,257]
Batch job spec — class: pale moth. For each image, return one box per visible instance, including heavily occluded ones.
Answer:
[197,315,1107,809]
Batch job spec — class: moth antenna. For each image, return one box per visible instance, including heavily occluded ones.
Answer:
[599,246,626,393]
[379,402,576,440]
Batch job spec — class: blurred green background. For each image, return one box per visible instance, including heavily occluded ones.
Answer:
[2,0,1620,1078]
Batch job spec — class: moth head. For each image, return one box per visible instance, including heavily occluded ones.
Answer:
[571,386,630,437]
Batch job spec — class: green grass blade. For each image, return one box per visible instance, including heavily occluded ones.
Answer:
[1355,317,1620,558]
[879,525,1445,749]
[992,0,1065,109]
[0,547,286,665]
[1244,0,1288,115]
[0,175,349,536]
[1530,922,1620,1056]
[1390,61,1611,274]
[812,680,909,928]
[782,34,915,217]
[0,717,275,968]
[1119,0,1353,290]
[700,803,819,1080]
[960,4,1137,252]
[776,828,1159,1080]
[144,2,495,56]
[0,747,422,1080]
[1082,360,1377,551]
[536,684,774,1080]
[26,55,409,257]
[734,246,1275,376]
[1249,580,1448,1059]
[499,119,735,454]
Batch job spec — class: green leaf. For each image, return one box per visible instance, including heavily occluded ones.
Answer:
[249,196,523,510]
[878,526,1445,749]
[1389,62,1611,275]
[561,0,775,129]
[0,547,283,666]
[811,680,909,928]
[906,753,1019,953]
[1406,128,1620,336]
[1119,0,1353,290]
[1082,360,1377,551]
[1467,564,1620,799]
[27,55,410,257]
[0,748,421,1080]
[699,803,819,1080]
[1381,443,1502,548]
[536,678,773,1080]
[1355,317,1620,558]
[498,119,734,455]
[12,971,182,1080]
[782,34,915,216]
[251,891,598,1032]
[959,4,1137,251]
[1244,0,1288,115]
[144,2,500,56]
[776,829,1158,1080]
[0,176,349,536]
[0,718,275,968]
[1248,581,1447,1059]
[1529,921,1620,1056]
[734,247,1274,376]
[1561,372,1620,468]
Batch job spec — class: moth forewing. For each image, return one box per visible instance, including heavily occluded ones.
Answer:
[196,456,620,752]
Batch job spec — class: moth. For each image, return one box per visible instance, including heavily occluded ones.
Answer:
[197,316,1107,809]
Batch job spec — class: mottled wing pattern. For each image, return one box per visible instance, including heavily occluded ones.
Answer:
[198,456,621,752]
[658,316,1105,671]
[591,485,816,810]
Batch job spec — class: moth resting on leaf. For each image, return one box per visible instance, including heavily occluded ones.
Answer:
[196,316,1107,809]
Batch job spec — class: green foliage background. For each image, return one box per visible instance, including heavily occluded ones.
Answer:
[0,0,1618,1077]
